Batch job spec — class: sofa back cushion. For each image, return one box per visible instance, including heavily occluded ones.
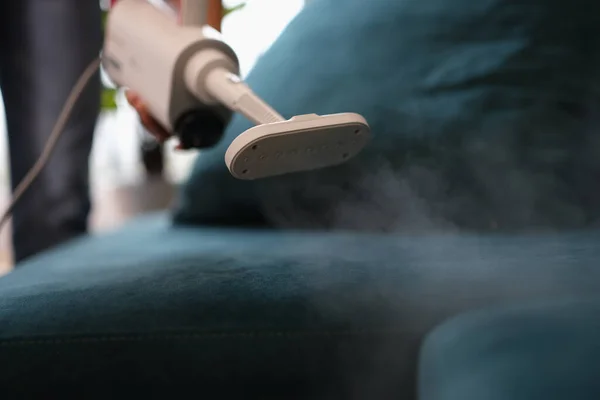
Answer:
[173,0,600,231]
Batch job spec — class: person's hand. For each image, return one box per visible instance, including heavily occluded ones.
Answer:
[125,90,173,143]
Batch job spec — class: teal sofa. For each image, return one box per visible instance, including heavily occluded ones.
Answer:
[2,0,600,397]
[2,216,600,398]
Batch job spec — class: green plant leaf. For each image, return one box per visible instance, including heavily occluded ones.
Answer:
[102,10,108,29]
[223,2,247,17]
[101,88,118,111]
[100,10,117,111]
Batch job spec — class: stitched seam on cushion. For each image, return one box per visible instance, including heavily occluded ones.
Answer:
[0,329,408,346]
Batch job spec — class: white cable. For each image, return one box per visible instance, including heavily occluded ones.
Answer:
[0,58,101,235]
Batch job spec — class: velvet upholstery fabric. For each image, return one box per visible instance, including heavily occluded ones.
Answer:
[174,0,600,231]
[419,300,600,400]
[2,214,600,397]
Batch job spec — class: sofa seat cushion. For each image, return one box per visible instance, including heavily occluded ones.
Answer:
[418,300,600,400]
[2,214,600,397]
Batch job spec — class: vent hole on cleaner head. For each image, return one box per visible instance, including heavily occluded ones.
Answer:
[242,169,248,174]
[252,145,258,150]
[342,153,349,159]
[354,129,361,135]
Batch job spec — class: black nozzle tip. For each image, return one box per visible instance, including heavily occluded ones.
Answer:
[174,109,227,149]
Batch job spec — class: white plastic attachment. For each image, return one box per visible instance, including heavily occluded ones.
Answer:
[205,68,285,125]
[184,54,285,125]
[225,113,371,180]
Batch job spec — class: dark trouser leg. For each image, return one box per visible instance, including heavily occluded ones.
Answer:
[0,0,101,263]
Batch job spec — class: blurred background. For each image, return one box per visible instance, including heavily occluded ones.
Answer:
[0,0,306,272]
